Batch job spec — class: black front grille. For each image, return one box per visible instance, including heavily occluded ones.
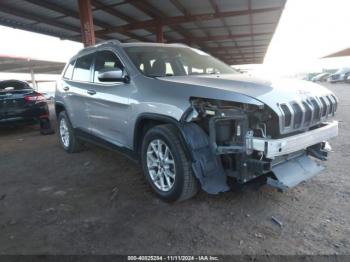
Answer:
[331,95,338,112]
[279,94,337,133]
[302,101,312,123]
[326,96,333,115]
[292,103,302,128]
[280,104,291,126]
[310,98,321,121]
[320,97,327,116]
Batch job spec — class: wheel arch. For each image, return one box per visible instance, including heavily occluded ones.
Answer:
[55,102,66,118]
[133,113,193,161]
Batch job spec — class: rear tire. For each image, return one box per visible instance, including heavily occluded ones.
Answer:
[40,118,54,135]
[57,111,83,153]
[141,124,199,202]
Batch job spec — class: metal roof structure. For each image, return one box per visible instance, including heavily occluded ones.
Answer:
[0,0,286,65]
[0,55,65,74]
[323,47,350,58]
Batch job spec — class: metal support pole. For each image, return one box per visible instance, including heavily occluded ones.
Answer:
[30,69,37,90]
[78,0,96,47]
[156,25,164,43]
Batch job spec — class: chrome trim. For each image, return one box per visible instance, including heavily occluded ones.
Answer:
[247,121,338,159]
[278,94,337,134]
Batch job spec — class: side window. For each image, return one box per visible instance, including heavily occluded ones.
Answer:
[93,50,124,83]
[63,60,75,79]
[72,54,94,82]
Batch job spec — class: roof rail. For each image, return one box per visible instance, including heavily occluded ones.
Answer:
[96,40,122,46]
[171,42,189,47]
[75,40,122,56]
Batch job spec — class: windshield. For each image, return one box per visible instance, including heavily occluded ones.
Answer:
[123,46,237,77]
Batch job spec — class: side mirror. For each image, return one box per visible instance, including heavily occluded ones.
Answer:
[98,67,128,82]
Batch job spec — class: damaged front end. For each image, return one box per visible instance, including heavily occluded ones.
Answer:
[180,98,338,194]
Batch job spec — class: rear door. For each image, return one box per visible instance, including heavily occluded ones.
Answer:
[61,54,94,131]
[85,50,132,146]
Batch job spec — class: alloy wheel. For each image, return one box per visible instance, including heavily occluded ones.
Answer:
[146,139,176,192]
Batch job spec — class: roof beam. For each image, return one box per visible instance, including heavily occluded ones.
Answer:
[94,6,282,36]
[208,0,246,63]
[127,0,189,44]
[0,16,70,39]
[205,44,266,52]
[247,0,256,62]
[25,0,109,29]
[90,0,150,41]
[215,50,265,56]
[181,22,276,32]
[174,32,272,43]
[226,59,260,65]
[169,0,211,49]
[216,52,265,60]
[0,3,81,33]
[25,0,77,18]
[91,0,137,23]
[23,0,148,42]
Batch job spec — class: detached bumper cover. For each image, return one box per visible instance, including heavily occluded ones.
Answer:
[246,121,338,159]
[268,154,324,191]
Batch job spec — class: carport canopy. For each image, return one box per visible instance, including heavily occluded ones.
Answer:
[0,0,286,65]
[323,47,350,58]
[0,54,65,89]
[0,55,65,74]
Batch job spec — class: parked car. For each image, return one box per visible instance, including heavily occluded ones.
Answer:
[311,72,330,82]
[0,79,52,134]
[345,72,350,83]
[55,41,338,201]
[327,67,350,83]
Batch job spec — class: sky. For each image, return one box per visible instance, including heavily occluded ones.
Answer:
[0,0,350,80]
[0,26,83,62]
[264,0,350,76]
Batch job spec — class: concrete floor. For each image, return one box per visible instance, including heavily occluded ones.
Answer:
[0,83,349,255]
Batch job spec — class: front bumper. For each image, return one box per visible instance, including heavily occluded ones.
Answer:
[246,121,338,159]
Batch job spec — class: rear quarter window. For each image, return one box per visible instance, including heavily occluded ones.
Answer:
[63,60,75,79]
[72,54,94,82]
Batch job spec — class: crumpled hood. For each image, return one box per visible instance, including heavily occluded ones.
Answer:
[158,74,336,112]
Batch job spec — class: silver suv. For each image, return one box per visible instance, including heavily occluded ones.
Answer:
[55,41,338,201]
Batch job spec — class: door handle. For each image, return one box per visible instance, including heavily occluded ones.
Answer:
[87,89,96,95]
[63,86,69,91]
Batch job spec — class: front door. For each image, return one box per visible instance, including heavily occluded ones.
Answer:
[86,50,132,147]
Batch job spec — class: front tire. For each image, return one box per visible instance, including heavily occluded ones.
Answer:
[57,111,83,153]
[141,124,199,202]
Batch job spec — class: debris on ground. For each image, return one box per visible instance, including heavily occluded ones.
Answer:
[38,186,53,192]
[254,232,264,239]
[83,161,90,167]
[8,219,16,225]
[110,186,119,201]
[334,243,341,248]
[45,208,56,213]
[53,190,67,197]
[271,216,283,227]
